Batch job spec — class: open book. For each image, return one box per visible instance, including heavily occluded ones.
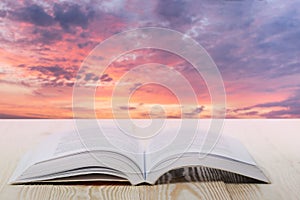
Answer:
[9,119,269,185]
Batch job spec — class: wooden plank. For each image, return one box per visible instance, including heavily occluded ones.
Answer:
[139,182,231,200]
[18,185,140,200]
[226,184,263,200]
[1,119,300,199]
[17,182,230,200]
[223,120,300,199]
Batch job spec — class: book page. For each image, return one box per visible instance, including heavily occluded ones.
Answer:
[145,120,256,173]
[23,120,145,172]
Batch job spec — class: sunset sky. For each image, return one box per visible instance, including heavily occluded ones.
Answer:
[0,0,299,118]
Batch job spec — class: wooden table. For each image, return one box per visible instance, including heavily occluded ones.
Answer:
[0,119,299,199]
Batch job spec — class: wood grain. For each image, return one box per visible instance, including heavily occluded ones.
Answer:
[0,119,299,199]
[16,182,231,200]
[223,120,300,200]
[226,184,263,200]
[139,182,231,200]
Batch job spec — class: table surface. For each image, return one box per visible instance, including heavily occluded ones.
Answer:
[0,119,299,200]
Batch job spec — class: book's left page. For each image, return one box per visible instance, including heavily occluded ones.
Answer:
[10,120,146,184]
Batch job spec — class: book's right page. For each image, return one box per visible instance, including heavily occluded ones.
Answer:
[144,119,269,184]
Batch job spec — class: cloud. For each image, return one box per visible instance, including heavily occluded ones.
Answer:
[84,72,95,81]
[129,83,142,93]
[99,0,125,13]
[77,41,94,49]
[100,74,113,82]
[0,113,39,119]
[0,10,7,18]
[53,3,94,32]
[232,89,300,118]
[194,106,205,113]
[119,106,136,110]
[183,106,205,117]
[166,115,181,119]
[32,27,63,44]
[155,0,192,28]
[12,4,55,26]
[1,0,300,119]
[244,111,259,116]
[258,94,300,118]
[83,73,113,82]
[30,65,68,76]
[28,65,75,87]
[262,108,300,118]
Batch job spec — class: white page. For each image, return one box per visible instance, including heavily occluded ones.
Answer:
[145,119,256,173]
[15,120,145,178]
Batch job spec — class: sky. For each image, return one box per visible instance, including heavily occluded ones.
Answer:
[0,0,299,119]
